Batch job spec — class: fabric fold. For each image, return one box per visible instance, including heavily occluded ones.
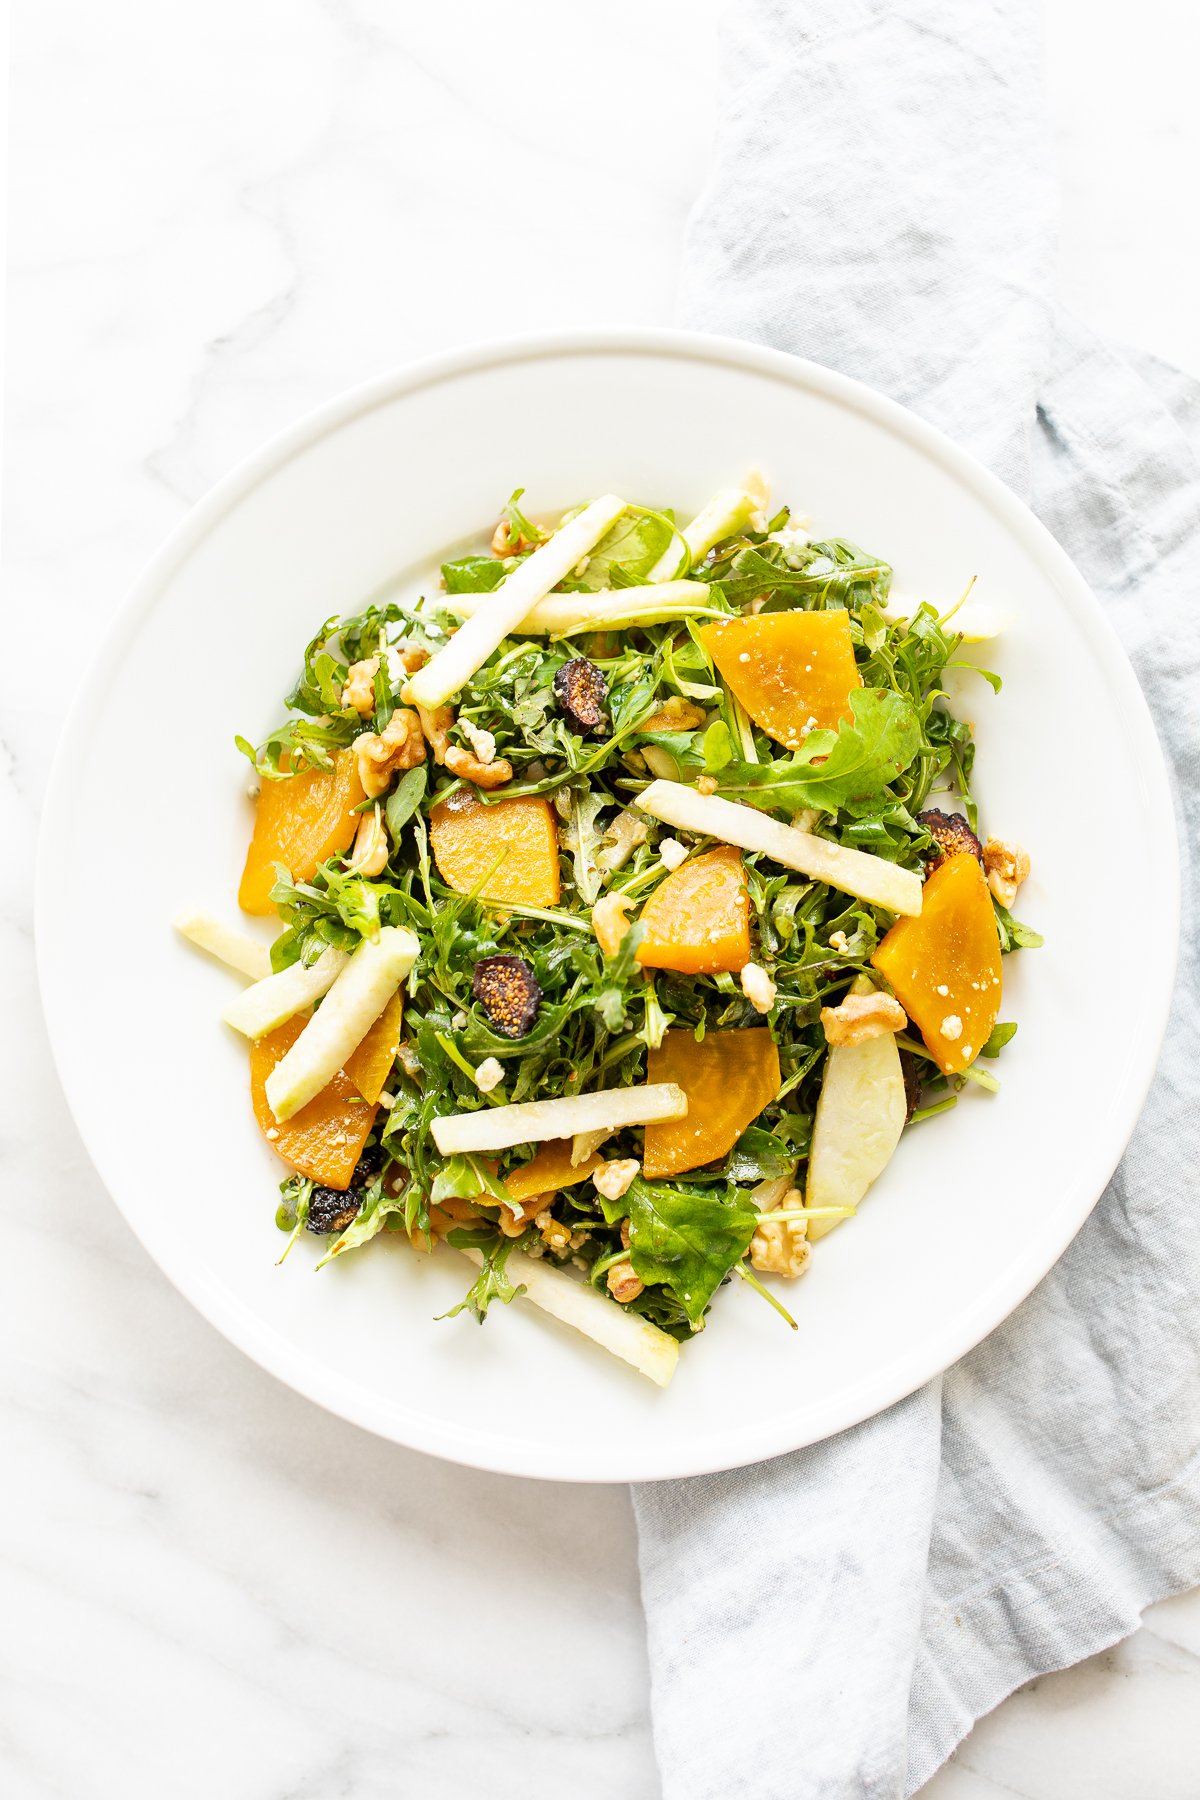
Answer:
[635,3,1200,1794]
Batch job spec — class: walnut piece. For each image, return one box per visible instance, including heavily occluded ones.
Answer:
[749,1196,810,1280]
[353,708,426,798]
[341,656,380,717]
[491,517,541,558]
[591,891,633,958]
[461,721,497,765]
[444,745,514,789]
[983,836,1031,908]
[414,700,454,765]
[606,1259,645,1304]
[387,642,430,678]
[498,1193,549,1238]
[820,989,907,1047]
[347,804,389,877]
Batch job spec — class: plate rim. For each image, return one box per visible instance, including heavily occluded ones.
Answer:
[35,325,1182,1482]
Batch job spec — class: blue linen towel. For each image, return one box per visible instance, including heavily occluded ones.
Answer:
[632,2,1200,1793]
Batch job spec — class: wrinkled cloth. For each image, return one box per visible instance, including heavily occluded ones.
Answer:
[633,2,1200,1794]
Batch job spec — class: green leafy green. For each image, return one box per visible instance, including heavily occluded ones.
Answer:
[980,1021,1018,1058]
[994,905,1044,951]
[571,506,679,590]
[626,1178,758,1328]
[442,555,507,594]
[722,1127,796,1184]
[713,689,921,816]
[440,1230,526,1321]
[430,1155,513,1207]
[386,766,428,841]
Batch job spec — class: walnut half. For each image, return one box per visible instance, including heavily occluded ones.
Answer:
[820,989,907,1048]
[983,836,1031,908]
[444,745,514,789]
[341,656,379,718]
[353,708,426,798]
[606,1259,645,1303]
[749,1195,810,1280]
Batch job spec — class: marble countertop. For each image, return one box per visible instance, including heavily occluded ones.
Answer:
[5,2,1198,1795]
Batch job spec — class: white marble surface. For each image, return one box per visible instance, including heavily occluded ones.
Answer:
[4,2,1198,1795]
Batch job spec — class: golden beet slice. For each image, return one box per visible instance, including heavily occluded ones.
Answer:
[250,1013,379,1189]
[643,1028,781,1177]
[429,788,560,908]
[343,990,404,1105]
[872,852,1002,1075]
[239,750,365,916]
[503,1138,607,1203]
[700,610,862,750]
[636,845,751,975]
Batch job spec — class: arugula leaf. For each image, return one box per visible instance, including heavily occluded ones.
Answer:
[702,718,735,771]
[592,920,647,1030]
[441,555,507,594]
[440,1229,525,1321]
[993,905,1044,952]
[626,1177,757,1328]
[499,488,543,548]
[553,782,607,907]
[286,614,351,717]
[714,689,921,817]
[386,766,428,841]
[321,1183,407,1262]
[722,1127,796,1184]
[708,537,892,611]
[980,1021,1018,1058]
[430,1154,513,1207]
[571,507,678,591]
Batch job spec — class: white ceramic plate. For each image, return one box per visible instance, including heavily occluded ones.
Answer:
[37,330,1178,1482]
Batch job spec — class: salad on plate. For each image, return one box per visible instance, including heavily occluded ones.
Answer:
[177,473,1038,1387]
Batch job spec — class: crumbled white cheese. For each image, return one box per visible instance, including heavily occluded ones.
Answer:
[452,1010,467,1029]
[769,523,811,552]
[935,984,950,997]
[593,1158,640,1201]
[658,837,688,871]
[829,929,850,953]
[473,1057,505,1093]
[265,1127,279,1141]
[940,1015,963,1041]
[384,645,410,685]
[738,651,751,663]
[740,961,777,1014]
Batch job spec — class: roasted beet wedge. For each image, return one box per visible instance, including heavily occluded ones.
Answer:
[916,807,983,871]
[553,656,609,735]
[472,954,542,1038]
